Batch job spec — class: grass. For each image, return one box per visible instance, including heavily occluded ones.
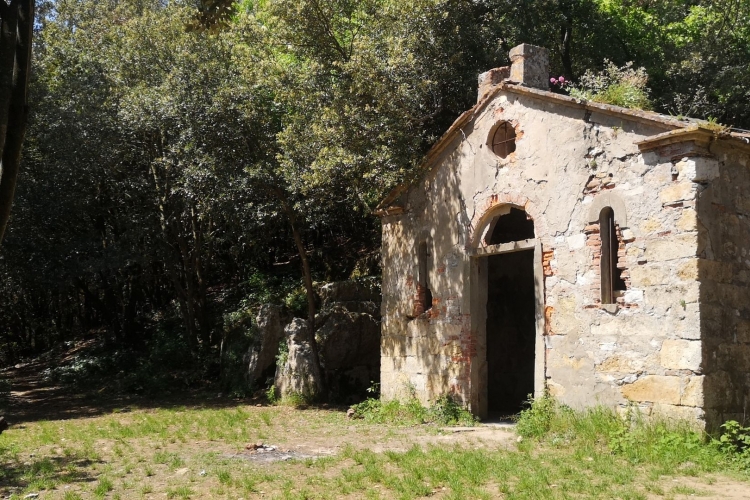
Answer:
[0,397,748,499]
[351,393,477,426]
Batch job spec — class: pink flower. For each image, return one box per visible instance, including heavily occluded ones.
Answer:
[558,76,565,84]
[550,78,557,84]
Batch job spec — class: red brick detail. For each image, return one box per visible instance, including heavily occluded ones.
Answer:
[467,192,547,249]
[583,175,615,195]
[542,250,555,277]
[412,283,427,317]
[585,222,638,310]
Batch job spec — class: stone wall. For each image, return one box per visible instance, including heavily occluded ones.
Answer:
[379,86,739,427]
[697,144,750,430]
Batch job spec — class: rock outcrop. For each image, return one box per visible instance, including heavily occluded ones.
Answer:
[273,318,319,399]
[245,304,288,388]
[270,279,381,402]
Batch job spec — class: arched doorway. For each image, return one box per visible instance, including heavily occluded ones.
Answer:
[485,208,536,415]
[469,204,544,419]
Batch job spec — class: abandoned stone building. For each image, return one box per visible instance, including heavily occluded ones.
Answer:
[375,43,750,430]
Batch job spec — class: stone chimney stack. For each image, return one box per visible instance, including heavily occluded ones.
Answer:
[477,67,510,102]
[477,43,550,101]
[509,43,549,90]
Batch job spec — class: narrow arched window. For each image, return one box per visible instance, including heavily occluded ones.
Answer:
[418,241,433,313]
[600,207,626,304]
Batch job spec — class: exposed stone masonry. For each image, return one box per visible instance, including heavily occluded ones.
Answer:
[378,43,750,431]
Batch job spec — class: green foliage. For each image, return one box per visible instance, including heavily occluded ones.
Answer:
[428,395,477,426]
[516,397,729,474]
[351,392,475,426]
[515,393,559,438]
[283,287,309,318]
[718,420,750,468]
[280,391,313,408]
[350,397,427,425]
[568,60,653,110]
[703,117,730,133]
[41,327,212,395]
[3,0,750,397]
[265,385,279,404]
[220,326,256,397]
[275,338,289,369]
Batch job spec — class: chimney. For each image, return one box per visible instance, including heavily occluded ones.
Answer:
[477,67,510,102]
[477,43,550,101]
[509,43,550,90]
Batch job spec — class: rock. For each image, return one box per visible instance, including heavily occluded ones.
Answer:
[246,305,289,387]
[274,319,319,400]
[319,308,380,400]
[314,280,382,401]
[319,280,380,314]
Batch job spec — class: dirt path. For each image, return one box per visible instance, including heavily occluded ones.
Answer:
[1,355,257,427]
[1,358,140,424]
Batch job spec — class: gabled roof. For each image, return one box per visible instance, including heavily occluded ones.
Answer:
[374,82,750,217]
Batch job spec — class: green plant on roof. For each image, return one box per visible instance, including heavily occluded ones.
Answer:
[703,117,730,133]
[568,60,652,111]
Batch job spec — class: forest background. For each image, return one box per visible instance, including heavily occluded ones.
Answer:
[0,0,749,396]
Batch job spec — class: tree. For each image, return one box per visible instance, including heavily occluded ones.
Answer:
[0,0,34,247]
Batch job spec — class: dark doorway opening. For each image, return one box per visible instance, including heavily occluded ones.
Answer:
[485,207,535,245]
[486,249,536,415]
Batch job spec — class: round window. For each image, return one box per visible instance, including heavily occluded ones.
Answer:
[491,121,516,158]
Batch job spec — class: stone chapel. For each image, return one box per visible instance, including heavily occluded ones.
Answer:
[375,43,750,430]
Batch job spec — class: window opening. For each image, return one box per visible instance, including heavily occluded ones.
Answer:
[599,207,626,304]
[485,207,535,245]
[491,121,517,158]
[418,242,433,312]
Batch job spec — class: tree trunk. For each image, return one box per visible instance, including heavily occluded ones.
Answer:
[274,190,325,397]
[0,1,19,159]
[559,0,574,79]
[0,0,33,247]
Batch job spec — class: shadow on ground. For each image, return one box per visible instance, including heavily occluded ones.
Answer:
[1,359,270,426]
[0,453,101,495]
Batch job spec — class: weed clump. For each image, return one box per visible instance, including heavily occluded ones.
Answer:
[565,60,652,110]
[350,393,475,426]
[718,420,750,468]
[515,396,750,474]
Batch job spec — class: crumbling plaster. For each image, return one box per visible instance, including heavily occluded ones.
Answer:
[379,83,749,429]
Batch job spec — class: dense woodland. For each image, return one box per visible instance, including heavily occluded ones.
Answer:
[0,0,749,393]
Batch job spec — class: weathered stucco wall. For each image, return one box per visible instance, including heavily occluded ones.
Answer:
[380,85,750,429]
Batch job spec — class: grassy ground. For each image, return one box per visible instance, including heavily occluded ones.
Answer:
[1,397,749,500]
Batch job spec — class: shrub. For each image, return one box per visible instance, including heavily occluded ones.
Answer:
[428,395,476,426]
[567,60,652,110]
[265,385,279,404]
[351,392,475,426]
[718,420,750,468]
